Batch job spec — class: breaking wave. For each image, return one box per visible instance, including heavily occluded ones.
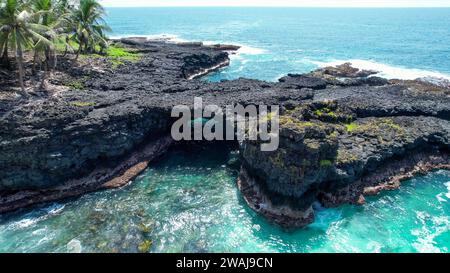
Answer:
[312,59,450,82]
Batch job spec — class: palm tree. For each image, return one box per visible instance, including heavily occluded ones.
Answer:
[0,0,110,92]
[52,0,75,56]
[0,0,53,95]
[32,0,65,88]
[71,0,110,59]
[0,0,11,67]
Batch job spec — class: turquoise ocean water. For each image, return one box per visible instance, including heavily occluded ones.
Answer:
[1,8,450,253]
[107,8,450,82]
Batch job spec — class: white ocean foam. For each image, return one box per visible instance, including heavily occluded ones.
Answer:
[436,193,447,203]
[436,181,450,203]
[366,241,383,253]
[411,211,450,253]
[11,218,39,229]
[445,181,450,199]
[108,35,450,83]
[111,34,267,55]
[112,34,267,77]
[236,45,267,55]
[67,239,82,253]
[204,40,267,55]
[312,59,450,82]
[110,33,189,43]
[202,40,217,45]
[45,203,65,215]
[7,203,65,230]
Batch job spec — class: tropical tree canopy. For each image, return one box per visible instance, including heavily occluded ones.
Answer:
[71,0,110,55]
[0,0,110,94]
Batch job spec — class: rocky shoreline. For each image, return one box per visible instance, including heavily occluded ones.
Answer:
[239,63,450,227]
[1,39,449,228]
[239,151,450,229]
[0,135,173,213]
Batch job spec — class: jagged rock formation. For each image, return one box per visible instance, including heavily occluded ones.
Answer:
[0,39,313,212]
[1,38,449,227]
[240,67,450,228]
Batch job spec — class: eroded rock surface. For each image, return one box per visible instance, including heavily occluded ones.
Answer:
[240,65,450,228]
[1,38,450,225]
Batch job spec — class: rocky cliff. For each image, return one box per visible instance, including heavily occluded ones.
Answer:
[239,63,450,227]
[1,40,449,227]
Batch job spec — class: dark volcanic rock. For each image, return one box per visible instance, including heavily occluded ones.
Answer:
[0,99,171,190]
[0,39,312,193]
[306,62,387,87]
[182,52,229,79]
[363,76,389,86]
[1,39,450,226]
[318,62,378,78]
[240,84,450,227]
[313,85,450,120]
[278,74,327,90]
[206,44,241,51]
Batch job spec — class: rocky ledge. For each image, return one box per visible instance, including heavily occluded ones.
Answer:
[240,63,450,228]
[1,40,449,229]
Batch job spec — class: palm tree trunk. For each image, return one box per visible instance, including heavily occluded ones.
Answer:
[52,50,57,70]
[40,62,48,90]
[32,50,37,75]
[63,45,68,57]
[75,42,82,60]
[1,43,7,58]
[63,36,69,57]
[16,42,28,97]
[1,38,10,68]
[45,49,51,69]
[2,44,8,61]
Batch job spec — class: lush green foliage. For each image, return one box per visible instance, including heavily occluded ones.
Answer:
[71,0,110,56]
[69,101,95,107]
[345,123,358,132]
[105,44,141,67]
[79,44,141,68]
[0,0,110,93]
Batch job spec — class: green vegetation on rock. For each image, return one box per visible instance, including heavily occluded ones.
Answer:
[345,123,358,132]
[336,149,358,164]
[85,44,142,68]
[70,101,96,107]
[269,149,286,168]
[138,223,152,233]
[138,239,153,253]
[345,118,404,135]
[310,101,354,123]
[108,45,142,68]
[107,45,140,60]
[0,0,110,94]
[314,108,337,119]
[380,118,403,131]
[320,159,333,167]
[64,78,87,90]
[67,81,84,90]
[280,116,313,129]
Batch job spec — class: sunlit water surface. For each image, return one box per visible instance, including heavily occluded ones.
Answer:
[0,148,449,253]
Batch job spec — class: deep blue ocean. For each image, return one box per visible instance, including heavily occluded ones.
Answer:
[0,8,449,253]
[107,8,450,82]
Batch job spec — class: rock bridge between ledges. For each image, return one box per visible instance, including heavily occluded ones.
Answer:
[1,38,449,227]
